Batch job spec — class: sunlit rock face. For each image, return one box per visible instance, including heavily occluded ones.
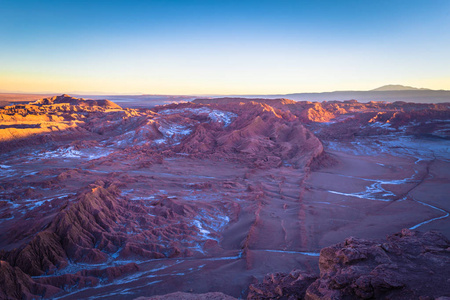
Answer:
[31,94,122,109]
[0,95,449,299]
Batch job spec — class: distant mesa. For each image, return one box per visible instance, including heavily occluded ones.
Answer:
[31,94,122,109]
[222,85,450,103]
[370,84,431,92]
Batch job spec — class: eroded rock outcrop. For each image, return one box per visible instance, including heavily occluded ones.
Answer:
[168,101,325,169]
[2,180,238,276]
[0,94,125,149]
[31,94,122,109]
[306,229,450,299]
[0,260,60,300]
[2,182,124,276]
[249,229,450,300]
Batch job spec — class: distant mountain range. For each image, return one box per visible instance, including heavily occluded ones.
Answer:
[1,85,449,107]
[228,85,450,103]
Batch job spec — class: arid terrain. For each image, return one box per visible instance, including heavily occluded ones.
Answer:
[0,95,449,299]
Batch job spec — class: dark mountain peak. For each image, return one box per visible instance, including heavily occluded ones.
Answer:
[371,84,430,92]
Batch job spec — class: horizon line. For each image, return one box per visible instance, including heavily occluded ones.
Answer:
[1,85,448,97]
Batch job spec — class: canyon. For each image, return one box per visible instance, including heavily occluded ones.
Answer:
[0,95,449,299]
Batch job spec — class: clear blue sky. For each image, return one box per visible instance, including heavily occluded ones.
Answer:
[1,0,449,94]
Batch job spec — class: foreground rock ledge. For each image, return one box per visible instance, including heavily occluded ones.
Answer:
[248,229,450,300]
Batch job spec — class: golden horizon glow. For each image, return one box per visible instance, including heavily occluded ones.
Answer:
[1,72,449,95]
[1,1,449,95]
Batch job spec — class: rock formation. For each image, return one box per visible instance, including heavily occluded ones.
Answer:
[249,229,450,300]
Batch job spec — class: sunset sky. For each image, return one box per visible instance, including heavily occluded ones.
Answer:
[1,0,449,95]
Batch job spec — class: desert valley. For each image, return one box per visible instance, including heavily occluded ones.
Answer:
[0,94,449,299]
[3,0,450,298]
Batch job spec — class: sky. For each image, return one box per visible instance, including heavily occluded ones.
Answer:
[0,0,449,95]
